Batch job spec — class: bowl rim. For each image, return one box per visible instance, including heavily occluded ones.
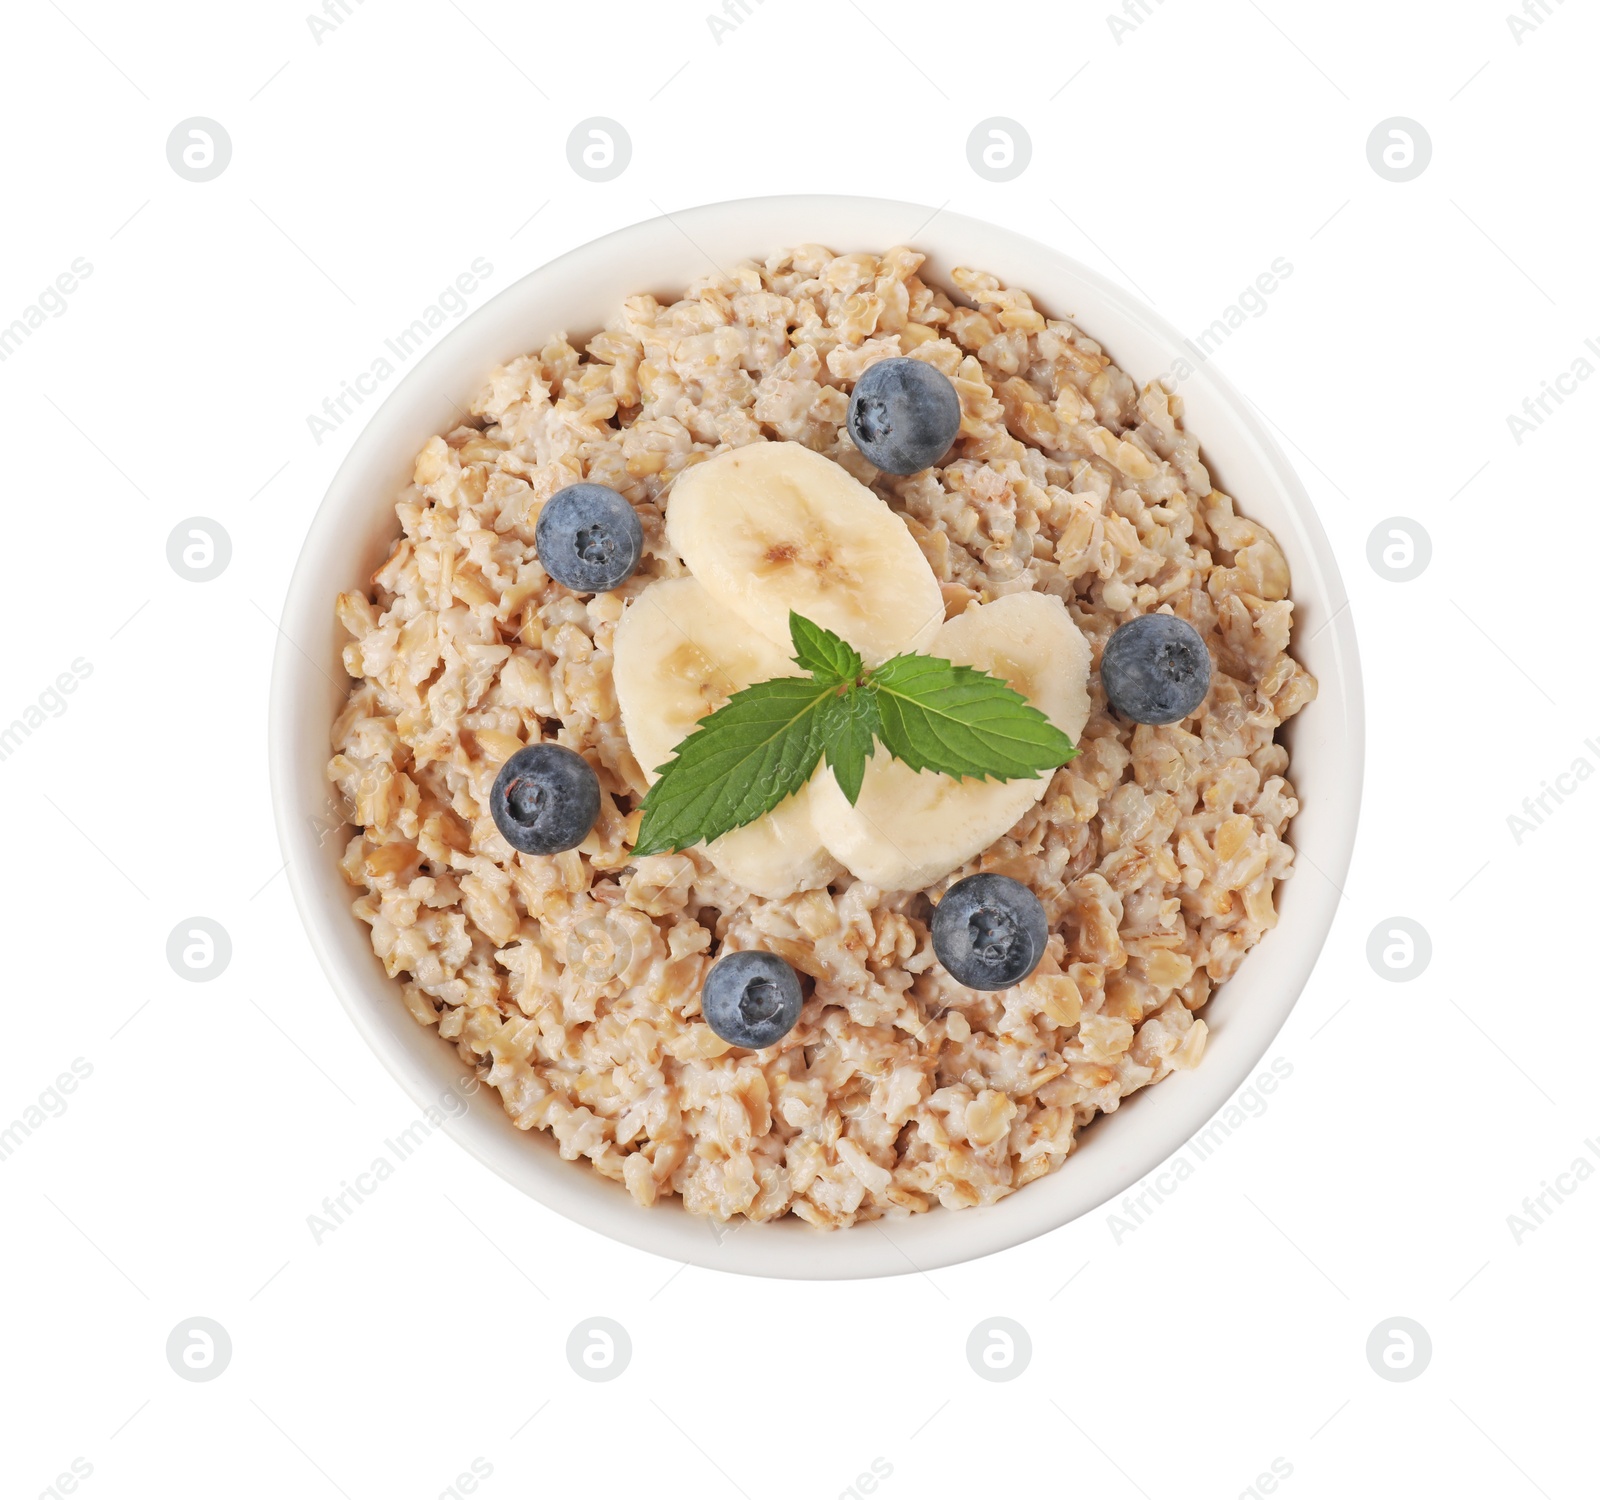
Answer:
[269,193,1364,1279]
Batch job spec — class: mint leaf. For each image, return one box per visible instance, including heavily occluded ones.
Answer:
[787,610,863,685]
[627,610,1079,862]
[820,685,879,805]
[867,651,1077,781]
[632,674,835,856]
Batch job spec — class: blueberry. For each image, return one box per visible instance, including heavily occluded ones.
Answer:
[489,744,600,855]
[534,482,643,592]
[846,357,962,474]
[700,950,803,1049]
[932,874,1048,991]
[1100,614,1212,724]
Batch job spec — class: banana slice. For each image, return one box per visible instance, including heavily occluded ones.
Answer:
[666,441,944,666]
[810,593,1091,892]
[612,576,792,779]
[704,792,841,901]
[611,576,842,899]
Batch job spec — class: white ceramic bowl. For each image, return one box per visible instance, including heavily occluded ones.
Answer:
[269,195,1363,1279]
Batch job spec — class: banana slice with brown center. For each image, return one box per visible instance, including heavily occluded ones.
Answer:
[665,441,944,666]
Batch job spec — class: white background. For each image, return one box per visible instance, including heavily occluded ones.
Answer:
[1,1,1593,1496]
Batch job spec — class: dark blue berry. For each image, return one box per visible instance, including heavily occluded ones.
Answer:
[846,357,962,474]
[490,744,600,855]
[932,874,1048,991]
[701,950,803,1049]
[1100,614,1212,724]
[535,482,643,592]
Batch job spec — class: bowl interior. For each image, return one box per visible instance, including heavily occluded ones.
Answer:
[270,195,1363,1278]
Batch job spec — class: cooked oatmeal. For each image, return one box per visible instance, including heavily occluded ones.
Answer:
[328,244,1317,1228]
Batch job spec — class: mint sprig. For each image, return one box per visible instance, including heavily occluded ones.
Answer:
[788,611,863,684]
[824,684,879,805]
[631,611,1076,858]
[631,674,841,857]
[870,652,1077,781]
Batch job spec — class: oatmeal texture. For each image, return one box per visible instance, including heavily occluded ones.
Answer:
[329,245,1317,1227]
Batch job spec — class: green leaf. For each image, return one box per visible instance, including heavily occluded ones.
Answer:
[787,610,863,685]
[628,610,1081,863]
[820,686,879,805]
[867,651,1078,781]
[631,674,836,856]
